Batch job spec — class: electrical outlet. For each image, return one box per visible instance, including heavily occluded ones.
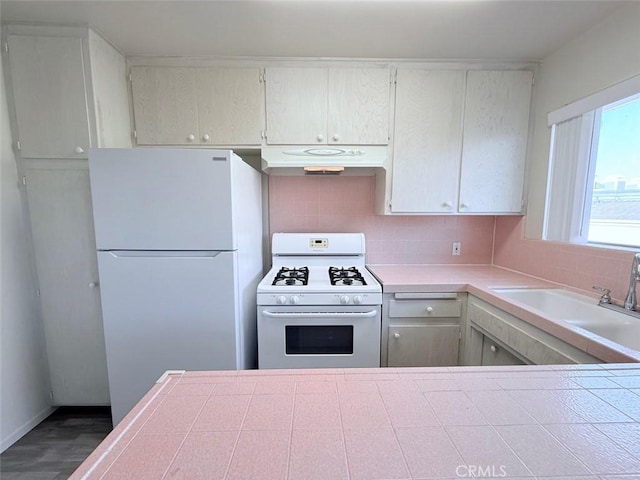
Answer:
[452,242,461,256]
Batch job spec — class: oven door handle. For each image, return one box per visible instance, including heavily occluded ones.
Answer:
[262,310,378,319]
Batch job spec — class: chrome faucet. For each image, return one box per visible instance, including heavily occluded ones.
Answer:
[624,253,640,311]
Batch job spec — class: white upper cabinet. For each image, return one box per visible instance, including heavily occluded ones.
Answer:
[196,68,264,145]
[7,34,91,158]
[131,67,199,145]
[387,68,532,215]
[390,70,465,213]
[265,66,390,145]
[4,27,131,157]
[459,70,533,213]
[327,68,390,145]
[131,66,263,146]
[265,67,327,144]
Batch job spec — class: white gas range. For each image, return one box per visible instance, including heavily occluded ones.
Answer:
[257,233,382,369]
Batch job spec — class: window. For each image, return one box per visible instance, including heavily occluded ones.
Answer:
[545,79,640,249]
[586,95,640,247]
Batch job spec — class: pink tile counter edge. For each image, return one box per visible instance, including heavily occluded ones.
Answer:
[367,264,640,363]
[70,366,640,480]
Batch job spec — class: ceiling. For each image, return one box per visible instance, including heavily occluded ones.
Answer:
[0,1,630,61]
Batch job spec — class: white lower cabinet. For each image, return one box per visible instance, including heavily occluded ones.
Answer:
[465,296,602,365]
[467,326,526,366]
[24,167,110,405]
[382,293,463,367]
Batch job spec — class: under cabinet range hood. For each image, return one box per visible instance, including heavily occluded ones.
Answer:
[261,146,388,175]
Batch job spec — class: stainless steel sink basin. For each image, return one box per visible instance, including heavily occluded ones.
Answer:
[491,288,640,351]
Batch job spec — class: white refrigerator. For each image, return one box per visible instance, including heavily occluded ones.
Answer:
[89,148,263,425]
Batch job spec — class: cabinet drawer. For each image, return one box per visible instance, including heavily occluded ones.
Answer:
[388,299,461,318]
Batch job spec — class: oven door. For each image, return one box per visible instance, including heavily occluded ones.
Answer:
[257,305,381,369]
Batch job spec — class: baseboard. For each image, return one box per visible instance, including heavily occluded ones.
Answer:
[0,405,55,453]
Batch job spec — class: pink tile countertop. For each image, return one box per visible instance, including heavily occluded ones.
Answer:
[367,264,640,363]
[70,365,640,480]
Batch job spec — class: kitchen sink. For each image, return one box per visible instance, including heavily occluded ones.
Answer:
[491,288,640,351]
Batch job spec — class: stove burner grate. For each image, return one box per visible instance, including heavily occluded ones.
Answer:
[329,266,367,286]
[272,266,309,286]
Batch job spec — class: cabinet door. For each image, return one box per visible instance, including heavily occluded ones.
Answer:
[7,35,91,158]
[391,70,464,213]
[387,325,459,367]
[197,67,263,145]
[24,168,109,405]
[459,70,532,213]
[131,66,199,145]
[481,337,526,366]
[265,67,328,144]
[327,68,389,145]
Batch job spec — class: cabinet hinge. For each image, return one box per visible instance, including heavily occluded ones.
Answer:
[132,130,137,139]
[22,176,26,186]
[261,130,266,140]
[261,69,266,83]
[128,72,132,82]
[36,289,40,297]
[16,140,21,151]
[459,330,462,339]
[3,42,8,53]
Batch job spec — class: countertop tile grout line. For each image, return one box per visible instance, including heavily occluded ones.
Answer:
[459,388,536,478]
[337,378,353,480]
[284,381,297,480]
[376,379,412,479]
[221,382,255,480]
[158,377,224,480]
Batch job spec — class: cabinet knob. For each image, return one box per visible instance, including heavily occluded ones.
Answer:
[490,345,497,353]
[332,134,339,142]
[88,282,98,288]
[442,202,452,209]
[393,332,400,339]
[187,134,196,142]
[460,202,468,209]
[74,146,84,154]
[426,306,434,313]
[202,134,210,141]
[316,134,324,142]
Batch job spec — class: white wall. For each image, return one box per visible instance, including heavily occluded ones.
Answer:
[525,3,640,238]
[1,52,53,452]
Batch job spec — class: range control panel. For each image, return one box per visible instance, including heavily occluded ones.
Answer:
[309,238,328,248]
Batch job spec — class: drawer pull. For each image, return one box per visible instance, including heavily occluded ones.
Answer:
[393,332,400,339]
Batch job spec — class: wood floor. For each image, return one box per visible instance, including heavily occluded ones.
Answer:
[0,407,112,480]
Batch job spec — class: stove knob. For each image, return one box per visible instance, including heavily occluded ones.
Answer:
[276,296,287,305]
[353,295,363,305]
[290,295,300,305]
[340,295,350,305]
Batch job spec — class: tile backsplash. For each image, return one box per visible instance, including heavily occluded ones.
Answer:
[268,177,638,300]
[494,216,637,303]
[268,176,495,265]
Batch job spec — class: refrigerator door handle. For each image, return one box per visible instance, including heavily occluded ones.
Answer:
[103,251,225,258]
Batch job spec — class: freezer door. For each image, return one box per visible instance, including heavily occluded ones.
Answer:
[97,250,241,425]
[90,148,234,250]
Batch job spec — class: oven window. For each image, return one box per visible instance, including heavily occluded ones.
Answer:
[285,325,354,355]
